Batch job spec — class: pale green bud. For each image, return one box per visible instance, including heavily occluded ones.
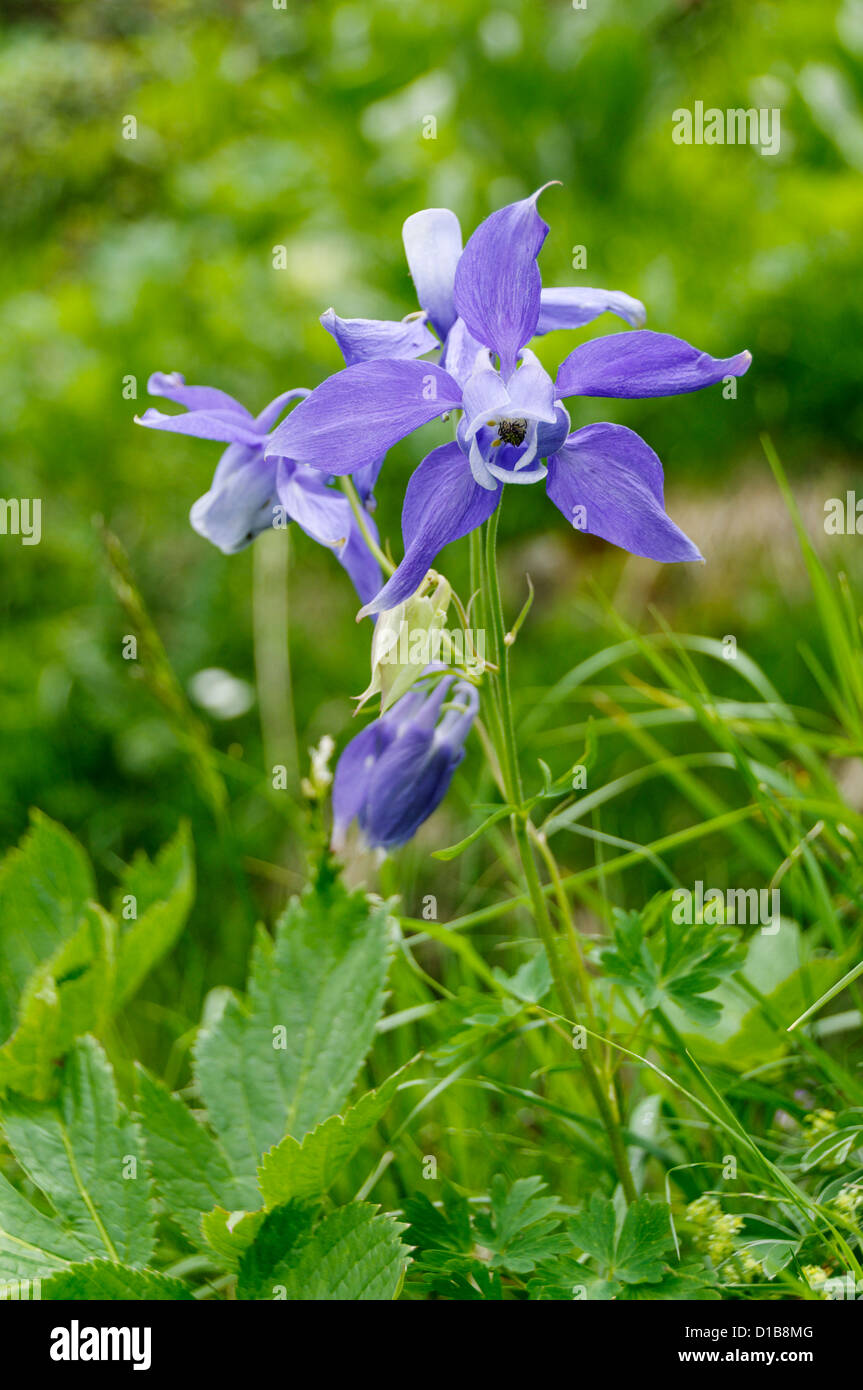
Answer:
[357,576,454,713]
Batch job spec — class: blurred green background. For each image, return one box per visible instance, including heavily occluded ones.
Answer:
[2,0,862,1059]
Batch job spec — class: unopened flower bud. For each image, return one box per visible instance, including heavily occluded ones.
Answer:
[356,575,453,713]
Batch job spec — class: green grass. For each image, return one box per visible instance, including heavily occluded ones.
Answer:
[1,0,863,1302]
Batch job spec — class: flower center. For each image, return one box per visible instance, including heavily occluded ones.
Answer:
[496,418,527,448]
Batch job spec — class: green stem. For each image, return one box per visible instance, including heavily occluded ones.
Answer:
[339,476,396,575]
[515,819,637,1202]
[253,527,298,792]
[480,511,637,1203]
[531,825,597,1033]
[483,510,521,800]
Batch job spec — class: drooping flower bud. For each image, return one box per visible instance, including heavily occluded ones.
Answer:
[332,675,478,852]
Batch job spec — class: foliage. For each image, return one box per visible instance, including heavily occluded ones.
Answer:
[600,896,746,1027]
[1,0,863,1304]
[0,813,192,1099]
[0,878,410,1300]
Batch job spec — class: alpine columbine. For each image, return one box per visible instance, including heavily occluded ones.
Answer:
[264,186,751,616]
[135,372,381,605]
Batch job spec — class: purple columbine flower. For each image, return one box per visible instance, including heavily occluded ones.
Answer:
[331,675,478,852]
[135,372,381,605]
[318,202,645,382]
[264,186,752,616]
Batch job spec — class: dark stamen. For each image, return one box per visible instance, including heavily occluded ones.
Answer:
[497,418,527,447]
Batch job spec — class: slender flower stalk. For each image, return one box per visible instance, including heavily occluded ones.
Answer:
[479,500,638,1203]
[338,474,395,578]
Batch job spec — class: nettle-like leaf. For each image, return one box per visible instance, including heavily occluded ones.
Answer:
[0,1036,156,1287]
[0,813,95,1042]
[111,821,194,1007]
[600,897,744,1027]
[0,905,117,1101]
[134,1066,254,1238]
[199,1207,267,1272]
[140,1060,413,1258]
[194,877,394,1187]
[0,813,102,1099]
[137,875,407,1297]
[40,1260,194,1301]
[237,1200,409,1302]
[257,1060,415,1209]
[0,814,193,1099]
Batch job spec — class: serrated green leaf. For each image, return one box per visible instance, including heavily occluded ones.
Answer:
[257,1060,413,1210]
[0,1169,87,1284]
[0,812,96,1047]
[0,814,111,1100]
[238,1201,409,1301]
[113,823,195,1007]
[235,1201,319,1299]
[0,816,194,1100]
[0,1037,154,1283]
[0,905,116,1100]
[194,878,393,1185]
[566,1192,616,1268]
[135,1065,255,1242]
[612,1196,675,1283]
[200,1206,266,1271]
[41,1259,194,1300]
